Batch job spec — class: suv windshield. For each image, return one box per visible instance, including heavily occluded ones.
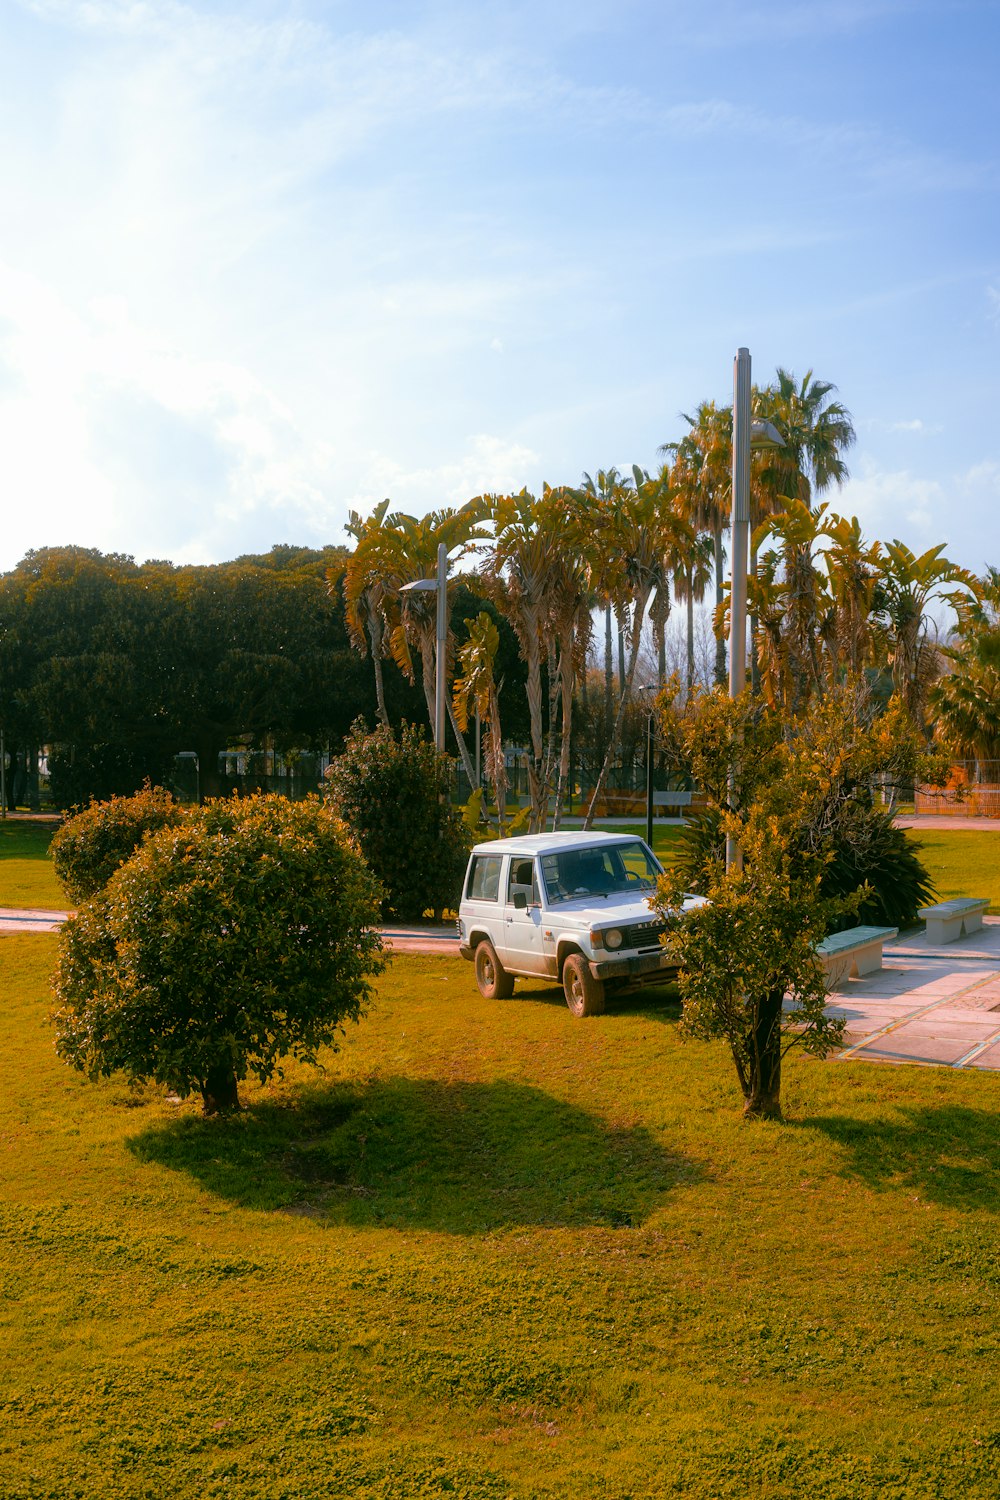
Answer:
[540,841,661,903]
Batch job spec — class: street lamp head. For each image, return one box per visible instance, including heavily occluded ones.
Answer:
[399,578,438,594]
[749,418,785,451]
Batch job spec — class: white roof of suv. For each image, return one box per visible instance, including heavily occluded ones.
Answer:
[469,831,650,859]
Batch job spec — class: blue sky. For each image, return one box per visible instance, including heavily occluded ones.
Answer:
[0,0,997,574]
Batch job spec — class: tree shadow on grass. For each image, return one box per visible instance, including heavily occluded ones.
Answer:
[127,1076,702,1232]
[799,1105,1000,1213]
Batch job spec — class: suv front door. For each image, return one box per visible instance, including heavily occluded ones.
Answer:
[501,856,549,977]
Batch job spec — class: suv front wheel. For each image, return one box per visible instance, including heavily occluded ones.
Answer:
[474,939,515,1000]
[562,953,605,1017]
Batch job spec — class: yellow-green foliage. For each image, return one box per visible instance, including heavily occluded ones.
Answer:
[4,937,1000,1497]
[50,784,184,903]
[52,795,385,1112]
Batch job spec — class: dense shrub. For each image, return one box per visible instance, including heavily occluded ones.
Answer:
[52,794,385,1114]
[671,804,934,930]
[324,719,472,921]
[820,805,936,931]
[50,783,185,903]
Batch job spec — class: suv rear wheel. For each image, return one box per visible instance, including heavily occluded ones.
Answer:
[562,952,605,1017]
[474,939,515,1000]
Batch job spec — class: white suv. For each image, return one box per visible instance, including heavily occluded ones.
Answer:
[457,831,702,1017]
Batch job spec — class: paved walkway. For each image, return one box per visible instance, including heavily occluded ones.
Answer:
[7,907,1000,1074]
[823,919,1000,1072]
[0,906,69,932]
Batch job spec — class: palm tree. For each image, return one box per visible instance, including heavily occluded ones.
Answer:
[748,371,856,692]
[751,499,835,711]
[480,489,562,830]
[929,570,1000,785]
[538,484,593,828]
[580,472,688,827]
[879,541,976,726]
[580,468,633,729]
[341,499,489,783]
[339,500,393,727]
[668,518,713,702]
[452,611,509,829]
[822,514,884,683]
[662,403,732,686]
[753,369,856,509]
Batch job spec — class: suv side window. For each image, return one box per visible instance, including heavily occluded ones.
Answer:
[467,854,503,902]
[507,857,539,907]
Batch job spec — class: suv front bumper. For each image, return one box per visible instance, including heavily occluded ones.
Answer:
[590,949,677,982]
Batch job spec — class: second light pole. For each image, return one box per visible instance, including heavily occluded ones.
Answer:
[727,347,784,869]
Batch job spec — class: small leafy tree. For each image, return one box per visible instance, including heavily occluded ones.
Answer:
[660,821,847,1120]
[52,795,385,1114]
[50,783,184,903]
[654,684,932,1119]
[324,720,472,921]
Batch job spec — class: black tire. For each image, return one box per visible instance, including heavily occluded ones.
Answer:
[562,952,605,1017]
[474,939,515,999]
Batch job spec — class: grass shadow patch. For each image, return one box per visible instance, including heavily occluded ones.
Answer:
[801,1104,1000,1213]
[128,1076,699,1231]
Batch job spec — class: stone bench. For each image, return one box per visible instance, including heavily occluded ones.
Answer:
[917,898,990,944]
[653,790,693,809]
[816,925,898,987]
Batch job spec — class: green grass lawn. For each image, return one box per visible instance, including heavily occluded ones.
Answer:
[0,819,63,908]
[3,934,999,1498]
[907,828,1000,912]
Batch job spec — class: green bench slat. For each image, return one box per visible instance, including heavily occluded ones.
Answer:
[817,926,898,956]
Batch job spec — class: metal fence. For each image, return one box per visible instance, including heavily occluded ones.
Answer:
[915,761,1000,819]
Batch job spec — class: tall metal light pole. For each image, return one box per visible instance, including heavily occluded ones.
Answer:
[400,540,448,754]
[637,684,658,850]
[726,348,784,870]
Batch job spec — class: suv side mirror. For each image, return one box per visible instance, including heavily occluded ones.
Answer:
[512,891,528,910]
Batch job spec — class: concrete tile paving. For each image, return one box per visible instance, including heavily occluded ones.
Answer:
[825,918,1000,1071]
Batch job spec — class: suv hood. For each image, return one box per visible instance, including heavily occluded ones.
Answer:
[550,891,706,931]
[549,892,662,930]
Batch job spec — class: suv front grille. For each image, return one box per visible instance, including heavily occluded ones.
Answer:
[622,920,666,951]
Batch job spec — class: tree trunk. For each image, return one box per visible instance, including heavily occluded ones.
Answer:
[742,989,784,1120]
[604,604,614,740]
[714,525,727,686]
[552,624,575,830]
[201,1060,241,1114]
[686,589,695,703]
[368,615,390,727]
[523,614,546,831]
[749,542,760,696]
[584,588,651,829]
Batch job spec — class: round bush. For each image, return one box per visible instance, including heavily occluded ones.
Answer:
[52,794,386,1113]
[50,783,185,903]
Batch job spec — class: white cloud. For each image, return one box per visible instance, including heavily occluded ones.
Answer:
[346,434,542,520]
[838,455,1000,572]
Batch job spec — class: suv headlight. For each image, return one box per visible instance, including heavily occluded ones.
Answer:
[603,928,623,951]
